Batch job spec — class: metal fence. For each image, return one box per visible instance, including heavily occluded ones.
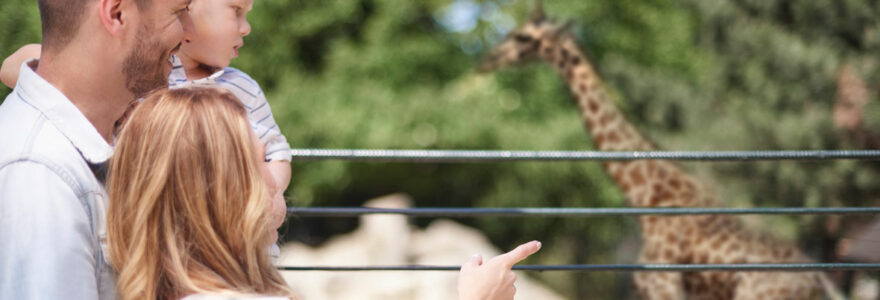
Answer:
[280,148,880,272]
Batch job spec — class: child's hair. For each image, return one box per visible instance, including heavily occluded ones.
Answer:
[106,86,296,300]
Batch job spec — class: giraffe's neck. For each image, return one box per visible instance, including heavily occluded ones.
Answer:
[538,36,714,208]
[541,38,654,152]
[834,65,868,132]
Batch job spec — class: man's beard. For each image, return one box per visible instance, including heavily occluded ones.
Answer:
[122,26,173,98]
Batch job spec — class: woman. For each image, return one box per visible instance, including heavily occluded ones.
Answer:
[107,87,539,299]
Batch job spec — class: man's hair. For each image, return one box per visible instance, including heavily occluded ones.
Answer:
[38,0,152,51]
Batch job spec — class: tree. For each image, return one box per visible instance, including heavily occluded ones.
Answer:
[3,0,879,297]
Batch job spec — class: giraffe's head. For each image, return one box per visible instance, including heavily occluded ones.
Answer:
[477,0,573,73]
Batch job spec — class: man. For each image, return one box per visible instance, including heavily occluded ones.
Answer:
[0,0,192,298]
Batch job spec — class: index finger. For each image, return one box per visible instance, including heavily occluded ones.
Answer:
[495,240,541,268]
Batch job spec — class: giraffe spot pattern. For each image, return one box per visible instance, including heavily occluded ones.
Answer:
[599,112,615,127]
[587,97,600,113]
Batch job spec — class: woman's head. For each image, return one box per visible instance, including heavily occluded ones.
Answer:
[107,86,294,299]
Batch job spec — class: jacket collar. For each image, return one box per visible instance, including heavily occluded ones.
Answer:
[15,59,113,163]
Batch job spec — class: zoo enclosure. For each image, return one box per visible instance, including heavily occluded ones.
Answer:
[280,148,880,272]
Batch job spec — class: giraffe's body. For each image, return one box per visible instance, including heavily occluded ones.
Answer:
[479,3,838,299]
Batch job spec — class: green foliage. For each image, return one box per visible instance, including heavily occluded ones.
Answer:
[0,0,40,97]
[3,0,880,298]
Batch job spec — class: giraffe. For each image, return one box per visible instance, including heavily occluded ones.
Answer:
[833,63,880,149]
[478,2,842,299]
[833,64,869,133]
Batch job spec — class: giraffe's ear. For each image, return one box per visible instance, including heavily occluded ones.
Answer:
[552,20,575,37]
[529,0,545,22]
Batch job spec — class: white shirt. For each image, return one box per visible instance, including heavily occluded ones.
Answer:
[168,56,291,162]
[0,61,117,299]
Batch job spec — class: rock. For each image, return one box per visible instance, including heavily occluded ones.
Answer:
[277,194,564,300]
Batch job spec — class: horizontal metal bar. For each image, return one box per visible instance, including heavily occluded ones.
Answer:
[278,263,880,272]
[287,207,880,218]
[289,149,880,162]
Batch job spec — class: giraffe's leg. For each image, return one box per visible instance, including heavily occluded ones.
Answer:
[636,232,688,300]
[634,272,685,300]
[732,272,823,300]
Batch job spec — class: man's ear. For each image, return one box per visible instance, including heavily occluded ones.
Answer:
[98,0,129,38]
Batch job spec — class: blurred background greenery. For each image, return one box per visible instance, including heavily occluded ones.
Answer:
[3,0,880,298]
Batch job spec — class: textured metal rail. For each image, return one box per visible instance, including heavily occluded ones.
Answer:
[287,206,880,217]
[290,149,880,162]
[278,263,880,272]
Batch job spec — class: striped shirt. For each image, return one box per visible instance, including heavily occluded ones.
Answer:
[168,56,291,162]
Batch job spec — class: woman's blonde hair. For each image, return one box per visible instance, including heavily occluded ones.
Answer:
[107,87,296,299]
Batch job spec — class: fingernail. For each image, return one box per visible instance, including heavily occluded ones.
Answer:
[535,241,542,249]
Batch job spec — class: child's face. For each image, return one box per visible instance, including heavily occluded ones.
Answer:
[180,0,253,69]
